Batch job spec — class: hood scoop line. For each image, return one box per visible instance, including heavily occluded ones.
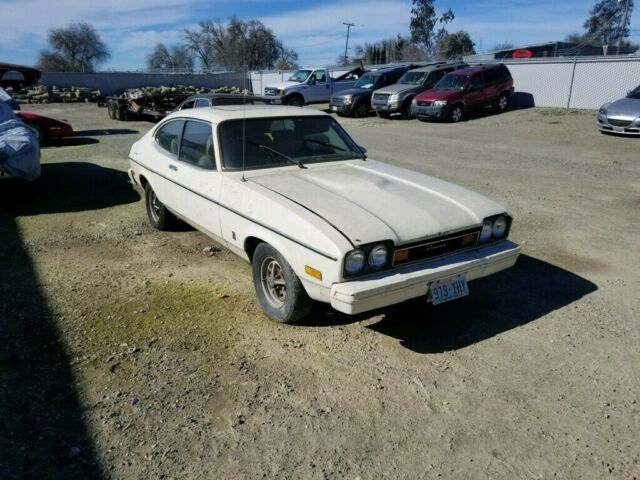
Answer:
[250,180,356,248]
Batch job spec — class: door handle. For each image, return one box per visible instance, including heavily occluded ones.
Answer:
[169,164,178,172]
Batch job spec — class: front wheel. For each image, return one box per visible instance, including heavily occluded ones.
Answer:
[449,105,464,123]
[286,96,304,107]
[352,102,369,118]
[252,243,312,323]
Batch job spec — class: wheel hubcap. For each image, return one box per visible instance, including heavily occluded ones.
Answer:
[452,108,462,121]
[499,96,507,110]
[150,191,161,221]
[261,257,286,308]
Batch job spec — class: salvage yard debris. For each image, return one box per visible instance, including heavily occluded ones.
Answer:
[5,85,102,104]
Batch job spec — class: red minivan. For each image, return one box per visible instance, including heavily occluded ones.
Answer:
[411,64,514,122]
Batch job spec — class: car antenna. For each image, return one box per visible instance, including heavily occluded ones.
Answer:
[241,60,247,182]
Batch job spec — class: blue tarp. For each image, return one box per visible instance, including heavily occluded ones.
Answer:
[0,88,40,181]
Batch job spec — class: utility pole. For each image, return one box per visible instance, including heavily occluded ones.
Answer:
[343,22,354,66]
[617,0,631,55]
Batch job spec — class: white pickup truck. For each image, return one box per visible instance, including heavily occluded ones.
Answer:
[263,66,366,106]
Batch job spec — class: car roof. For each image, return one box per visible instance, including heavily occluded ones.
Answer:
[162,105,328,124]
[182,93,270,101]
[408,62,467,73]
[448,64,506,76]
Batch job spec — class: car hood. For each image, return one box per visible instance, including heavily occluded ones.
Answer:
[265,81,303,91]
[416,88,461,102]
[334,88,373,98]
[374,84,418,95]
[249,160,506,246]
[606,97,640,116]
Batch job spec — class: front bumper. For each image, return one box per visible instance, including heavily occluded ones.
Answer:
[411,104,448,120]
[330,240,521,315]
[329,100,353,115]
[372,101,402,114]
[597,113,640,135]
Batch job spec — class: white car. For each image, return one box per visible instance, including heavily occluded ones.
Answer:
[128,105,520,323]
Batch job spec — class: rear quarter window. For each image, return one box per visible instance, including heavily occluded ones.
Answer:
[179,121,216,169]
[155,120,184,155]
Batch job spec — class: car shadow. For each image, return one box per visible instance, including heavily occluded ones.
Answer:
[42,137,100,148]
[0,162,140,216]
[299,255,597,353]
[73,129,139,136]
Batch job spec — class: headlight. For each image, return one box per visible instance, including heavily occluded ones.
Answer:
[412,98,417,105]
[433,100,448,107]
[368,244,388,269]
[599,102,610,115]
[277,89,286,96]
[389,94,399,103]
[479,220,493,242]
[492,216,507,238]
[343,95,353,105]
[345,249,366,274]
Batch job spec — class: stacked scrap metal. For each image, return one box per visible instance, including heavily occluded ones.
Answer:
[5,85,102,104]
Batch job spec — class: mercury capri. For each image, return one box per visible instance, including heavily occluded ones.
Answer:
[128,105,520,323]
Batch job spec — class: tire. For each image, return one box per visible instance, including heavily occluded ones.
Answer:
[252,243,312,323]
[144,183,177,231]
[376,111,390,119]
[496,93,509,112]
[400,102,414,120]
[449,104,464,123]
[107,102,116,119]
[352,102,369,118]
[286,96,304,107]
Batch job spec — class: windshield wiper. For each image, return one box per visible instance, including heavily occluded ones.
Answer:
[304,138,346,151]
[240,138,306,169]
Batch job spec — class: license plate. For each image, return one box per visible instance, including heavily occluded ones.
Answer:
[331,106,338,111]
[613,126,624,133]
[429,275,469,305]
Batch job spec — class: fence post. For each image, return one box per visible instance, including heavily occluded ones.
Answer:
[566,57,578,110]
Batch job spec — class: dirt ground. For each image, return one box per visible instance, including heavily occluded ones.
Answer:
[1,102,639,480]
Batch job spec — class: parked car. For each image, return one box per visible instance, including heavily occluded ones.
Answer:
[330,65,420,118]
[597,84,640,135]
[263,66,366,106]
[15,111,73,142]
[371,62,467,119]
[175,93,275,111]
[412,64,514,122]
[128,105,521,323]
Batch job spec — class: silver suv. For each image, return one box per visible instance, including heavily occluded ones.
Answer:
[371,62,467,119]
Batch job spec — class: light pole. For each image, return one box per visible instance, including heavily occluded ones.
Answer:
[343,22,354,66]
[617,0,631,55]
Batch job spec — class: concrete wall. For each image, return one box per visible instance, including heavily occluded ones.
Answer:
[40,71,248,96]
[502,56,640,109]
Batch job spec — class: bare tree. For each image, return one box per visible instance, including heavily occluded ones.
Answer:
[184,24,216,69]
[38,22,110,72]
[147,43,193,72]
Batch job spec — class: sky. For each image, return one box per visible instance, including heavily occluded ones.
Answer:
[0,0,639,70]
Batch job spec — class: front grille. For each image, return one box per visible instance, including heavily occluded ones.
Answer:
[372,93,390,103]
[264,88,277,96]
[393,228,481,266]
[330,97,344,106]
[417,100,433,107]
[608,118,632,127]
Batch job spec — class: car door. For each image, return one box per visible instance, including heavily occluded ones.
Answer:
[482,68,500,105]
[306,69,330,103]
[166,119,223,239]
[464,73,485,110]
[149,119,184,207]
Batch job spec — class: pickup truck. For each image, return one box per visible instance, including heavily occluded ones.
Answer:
[263,66,366,106]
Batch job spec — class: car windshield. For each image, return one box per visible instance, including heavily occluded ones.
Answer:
[627,85,640,99]
[398,71,429,85]
[287,70,312,83]
[354,74,379,90]
[435,74,468,90]
[219,116,364,171]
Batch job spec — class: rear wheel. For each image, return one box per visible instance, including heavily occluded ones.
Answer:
[449,104,464,123]
[252,243,312,323]
[496,93,509,112]
[144,183,177,230]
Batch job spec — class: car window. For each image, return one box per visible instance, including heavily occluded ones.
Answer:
[398,71,428,85]
[312,70,327,83]
[627,85,640,99]
[355,74,378,89]
[180,100,195,110]
[426,70,445,88]
[194,98,210,108]
[484,69,499,85]
[219,116,363,170]
[435,74,467,90]
[179,120,216,169]
[497,66,512,82]
[468,75,483,90]
[155,120,184,155]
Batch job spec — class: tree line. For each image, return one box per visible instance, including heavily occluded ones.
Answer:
[36,0,635,73]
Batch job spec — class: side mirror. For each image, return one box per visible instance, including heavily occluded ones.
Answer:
[357,145,367,154]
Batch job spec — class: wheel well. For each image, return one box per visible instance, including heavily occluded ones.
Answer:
[285,93,304,104]
[244,236,264,261]
[500,90,510,97]
[138,174,148,189]
[451,102,464,111]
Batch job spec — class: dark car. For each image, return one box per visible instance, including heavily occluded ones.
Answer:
[15,111,73,142]
[330,65,419,118]
[175,93,275,111]
[371,62,467,119]
[412,64,514,123]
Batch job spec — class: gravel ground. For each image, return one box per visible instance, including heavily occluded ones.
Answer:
[1,103,639,480]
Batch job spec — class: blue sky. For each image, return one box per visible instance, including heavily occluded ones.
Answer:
[0,0,638,70]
